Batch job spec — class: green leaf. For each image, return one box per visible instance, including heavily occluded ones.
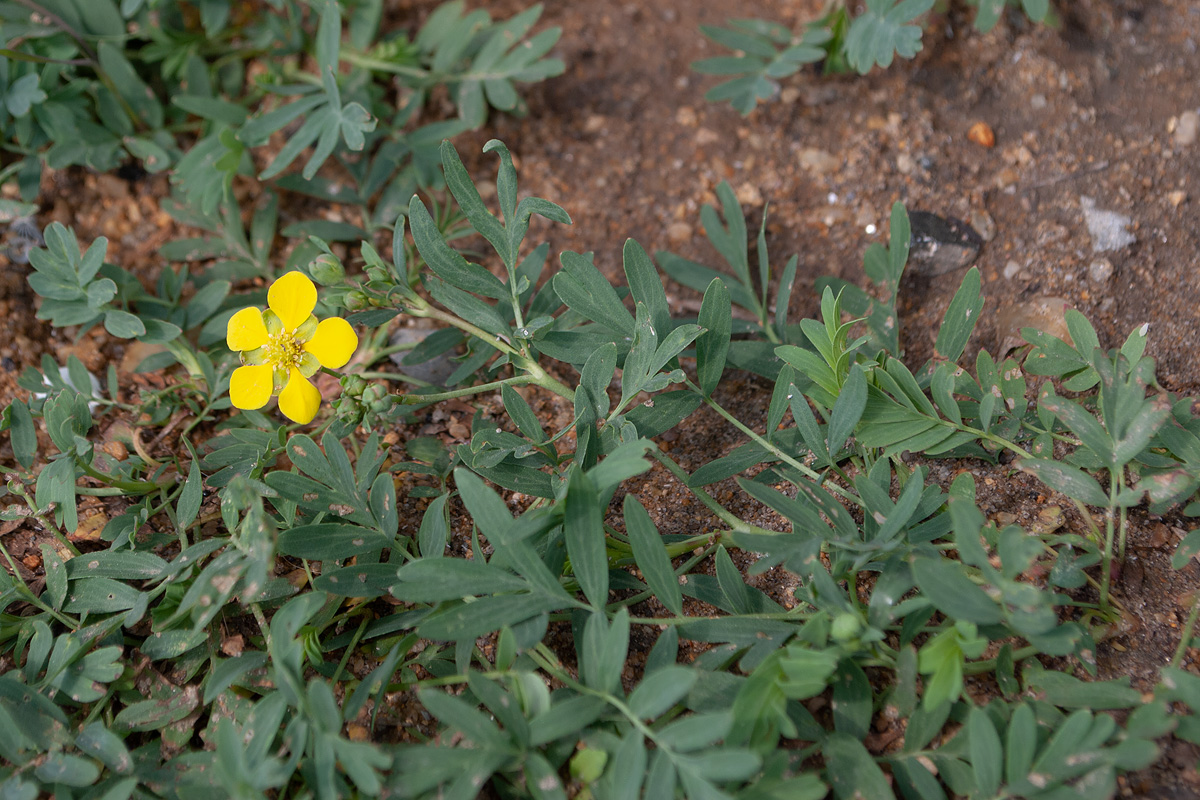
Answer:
[277,523,390,561]
[565,468,609,608]
[417,686,509,750]
[63,577,143,613]
[172,94,249,126]
[35,753,100,787]
[1023,666,1142,709]
[657,253,756,311]
[824,732,894,799]
[452,467,515,544]
[74,722,131,775]
[935,267,983,363]
[1173,529,1200,571]
[623,239,671,338]
[554,251,634,336]
[7,400,35,469]
[395,558,529,604]
[1005,702,1038,786]
[4,73,46,117]
[103,309,146,339]
[576,342,618,425]
[968,706,1002,797]
[1017,458,1109,507]
[40,543,67,611]
[831,659,872,739]
[409,194,508,300]
[64,550,166,581]
[176,452,202,533]
[501,384,545,444]
[581,608,629,694]
[911,556,1003,625]
[203,653,269,704]
[418,493,451,558]
[627,666,697,720]
[113,687,200,733]
[624,494,683,616]
[827,364,867,456]
[696,277,732,397]
[441,139,510,265]
[314,563,400,598]
[844,0,936,75]
[97,42,162,128]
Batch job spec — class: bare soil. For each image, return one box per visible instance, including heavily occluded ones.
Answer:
[3,0,1200,795]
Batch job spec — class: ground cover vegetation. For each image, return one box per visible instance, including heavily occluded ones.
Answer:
[1,0,1198,798]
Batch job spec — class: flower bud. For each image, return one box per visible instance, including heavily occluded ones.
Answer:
[830,612,862,643]
[308,253,345,286]
[365,265,389,284]
[341,375,367,396]
[344,290,371,311]
[569,748,607,784]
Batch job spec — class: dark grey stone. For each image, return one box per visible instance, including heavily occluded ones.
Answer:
[907,211,984,275]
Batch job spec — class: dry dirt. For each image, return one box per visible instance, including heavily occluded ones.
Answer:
[3,0,1200,795]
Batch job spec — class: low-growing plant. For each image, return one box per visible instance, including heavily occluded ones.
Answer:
[694,0,1055,114]
[2,127,1198,798]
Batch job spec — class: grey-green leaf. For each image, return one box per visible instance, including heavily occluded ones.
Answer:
[624,494,683,616]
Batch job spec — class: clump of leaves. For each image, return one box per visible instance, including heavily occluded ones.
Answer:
[695,0,1053,114]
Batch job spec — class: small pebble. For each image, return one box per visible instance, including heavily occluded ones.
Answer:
[1088,258,1114,283]
[896,153,917,175]
[1080,195,1136,252]
[798,147,839,176]
[1168,189,1187,208]
[736,183,763,207]
[1174,110,1199,147]
[1030,94,1047,110]
[968,121,996,148]
[666,221,693,244]
[1003,260,1021,280]
[970,210,997,242]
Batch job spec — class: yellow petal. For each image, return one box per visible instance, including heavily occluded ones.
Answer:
[230,364,274,410]
[226,307,268,352]
[268,271,317,332]
[278,369,321,424]
[304,317,358,369]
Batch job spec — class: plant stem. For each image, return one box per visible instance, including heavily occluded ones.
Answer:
[1172,591,1200,668]
[690,381,862,507]
[649,447,787,537]
[340,49,432,81]
[962,644,1042,676]
[79,461,170,494]
[1100,476,1119,612]
[397,374,536,405]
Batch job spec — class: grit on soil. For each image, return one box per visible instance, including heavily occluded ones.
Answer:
[3,0,1200,795]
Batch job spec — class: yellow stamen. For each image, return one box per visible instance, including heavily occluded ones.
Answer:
[265,331,306,370]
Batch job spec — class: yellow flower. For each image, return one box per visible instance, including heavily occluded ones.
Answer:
[226,271,358,424]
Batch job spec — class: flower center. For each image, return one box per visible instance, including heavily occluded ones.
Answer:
[265,331,305,370]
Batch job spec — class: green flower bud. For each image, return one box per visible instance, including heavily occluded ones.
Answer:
[569,747,607,784]
[344,290,371,311]
[362,384,386,405]
[341,375,367,396]
[830,612,862,643]
[308,253,345,286]
[365,265,389,284]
